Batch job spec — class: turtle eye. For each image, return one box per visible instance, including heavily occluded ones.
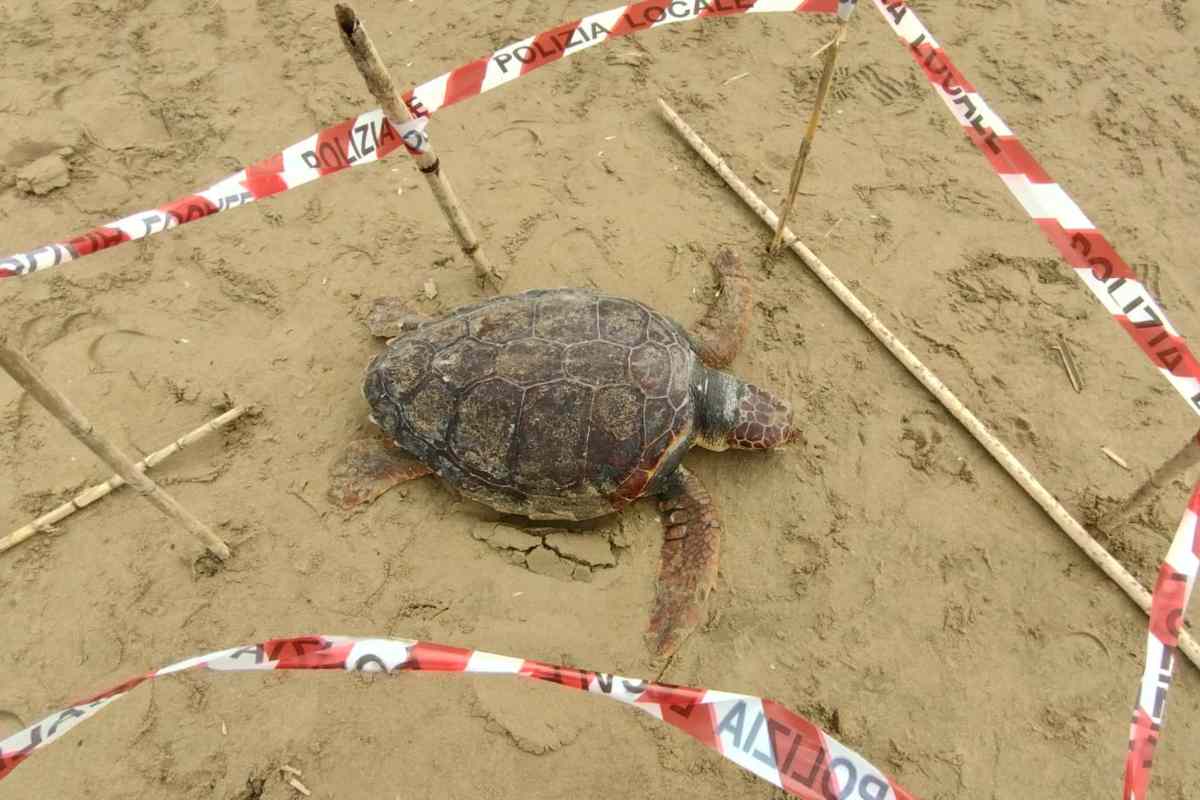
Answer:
[726,383,796,450]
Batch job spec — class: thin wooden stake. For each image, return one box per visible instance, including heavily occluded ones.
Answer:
[657,97,1200,671]
[1100,430,1200,533]
[334,3,504,293]
[769,20,848,255]
[0,333,231,560]
[1,406,249,554]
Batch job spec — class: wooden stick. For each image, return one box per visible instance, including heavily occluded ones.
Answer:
[769,20,848,255]
[1057,334,1084,392]
[1,406,248,554]
[1051,342,1083,394]
[0,334,231,560]
[656,97,1200,670]
[334,3,504,294]
[1099,430,1200,534]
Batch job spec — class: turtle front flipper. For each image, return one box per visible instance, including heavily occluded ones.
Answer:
[646,466,721,657]
[688,247,753,369]
[366,296,434,339]
[327,435,433,510]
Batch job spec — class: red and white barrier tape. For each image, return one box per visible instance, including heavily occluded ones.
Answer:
[0,1,840,280]
[869,19,1200,789]
[1124,481,1200,800]
[1,485,1195,800]
[4,0,1194,415]
[871,0,1200,417]
[0,111,426,279]
[0,634,915,800]
[402,0,853,122]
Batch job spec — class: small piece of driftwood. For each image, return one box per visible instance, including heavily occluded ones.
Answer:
[1,406,248,554]
[657,97,1200,671]
[334,3,504,293]
[1101,446,1131,471]
[0,333,231,560]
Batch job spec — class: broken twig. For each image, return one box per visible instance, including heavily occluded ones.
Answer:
[769,19,849,254]
[1,406,249,554]
[1053,334,1083,393]
[334,4,504,293]
[0,333,231,560]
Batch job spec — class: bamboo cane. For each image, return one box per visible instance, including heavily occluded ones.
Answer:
[0,333,231,560]
[656,97,1200,670]
[769,20,849,254]
[334,3,504,293]
[1,406,248,554]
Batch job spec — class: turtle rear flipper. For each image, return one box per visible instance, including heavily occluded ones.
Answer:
[646,466,721,657]
[688,247,753,369]
[328,435,433,510]
[366,296,433,339]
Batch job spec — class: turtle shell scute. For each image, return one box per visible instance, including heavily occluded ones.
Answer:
[643,396,677,446]
[431,338,499,389]
[533,292,599,344]
[406,377,456,442]
[376,339,433,396]
[592,385,642,441]
[667,345,692,408]
[646,315,677,346]
[468,297,534,343]
[512,382,592,491]
[495,338,565,386]
[630,343,671,398]
[565,340,627,386]
[449,378,522,480]
[599,298,648,346]
[416,317,469,349]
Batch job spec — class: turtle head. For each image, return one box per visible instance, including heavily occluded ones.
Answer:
[695,370,801,452]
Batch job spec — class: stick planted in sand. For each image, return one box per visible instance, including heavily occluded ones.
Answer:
[656,97,1200,670]
[769,20,849,255]
[0,334,231,560]
[334,3,504,294]
[1100,431,1200,534]
[1,406,249,555]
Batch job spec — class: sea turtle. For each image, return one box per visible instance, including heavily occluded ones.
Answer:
[328,248,800,657]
